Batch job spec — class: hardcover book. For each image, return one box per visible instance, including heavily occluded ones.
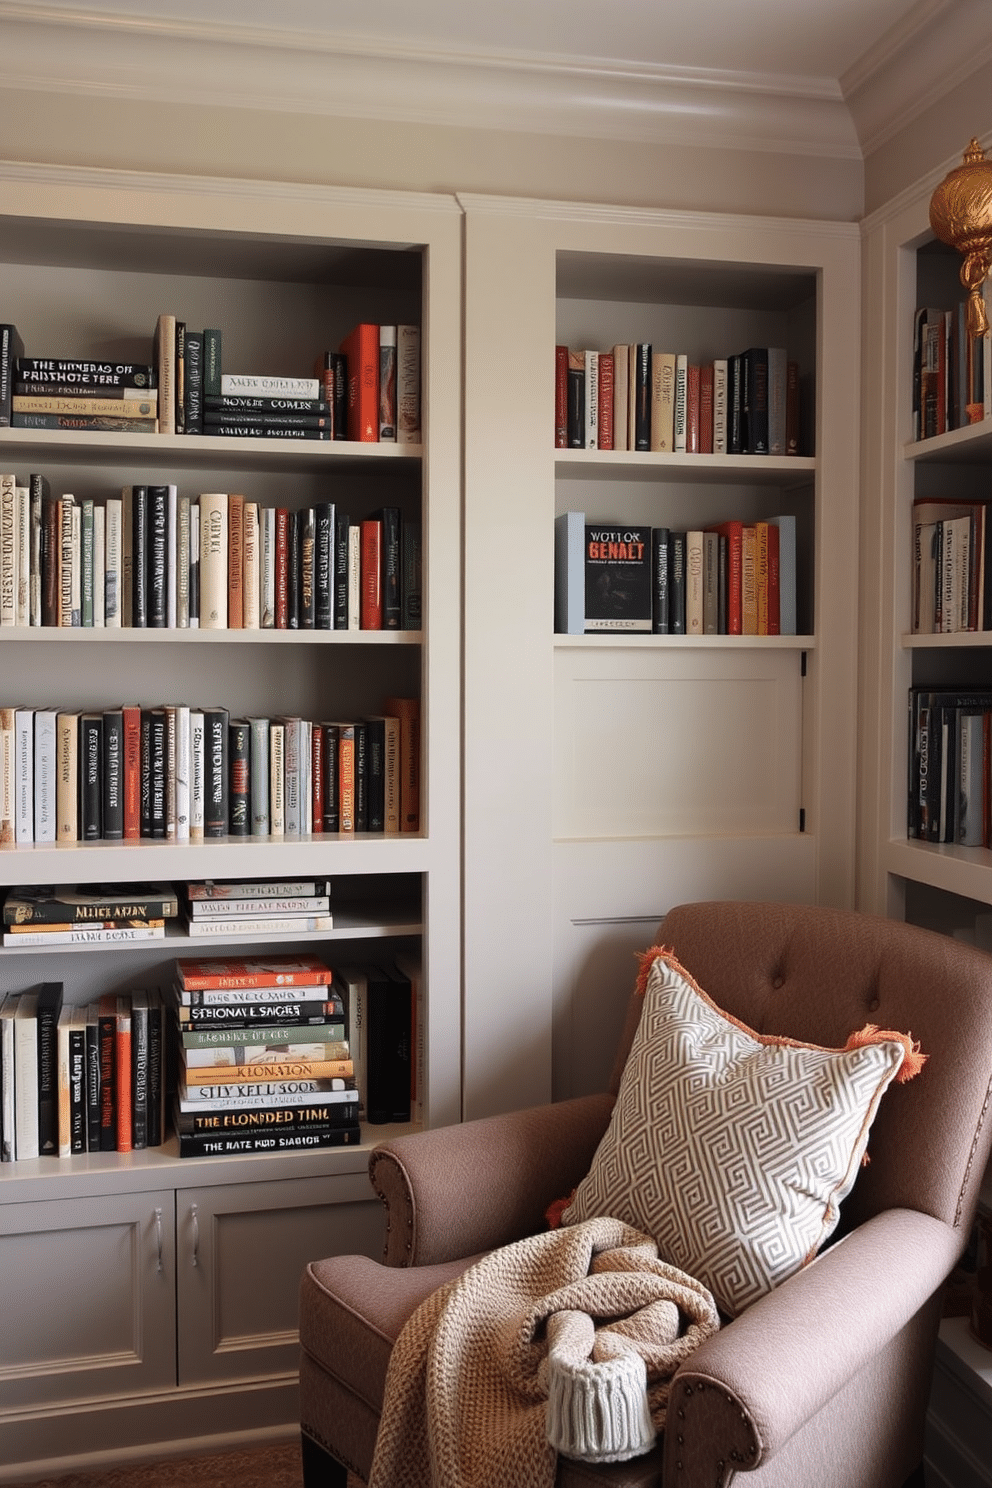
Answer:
[583,523,652,632]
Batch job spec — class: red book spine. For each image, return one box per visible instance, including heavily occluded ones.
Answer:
[360,519,383,630]
[275,508,290,629]
[340,323,379,442]
[685,364,701,453]
[597,352,614,450]
[699,365,714,454]
[310,718,324,834]
[711,522,743,635]
[227,493,244,629]
[122,705,141,840]
[555,345,569,448]
[115,996,132,1154]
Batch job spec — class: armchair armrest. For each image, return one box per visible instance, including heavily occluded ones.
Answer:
[663,1207,963,1484]
[368,1093,615,1266]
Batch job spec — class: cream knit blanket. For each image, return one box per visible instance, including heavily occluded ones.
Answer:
[368,1216,720,1488]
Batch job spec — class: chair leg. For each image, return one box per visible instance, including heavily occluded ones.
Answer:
[300,1430,351,1488]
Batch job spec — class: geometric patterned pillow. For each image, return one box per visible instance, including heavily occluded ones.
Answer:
[561,948,920,1317]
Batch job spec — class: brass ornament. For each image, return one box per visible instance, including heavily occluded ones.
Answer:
[929,137,992,339]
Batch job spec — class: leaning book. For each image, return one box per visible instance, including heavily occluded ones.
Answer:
[582,523,652,632]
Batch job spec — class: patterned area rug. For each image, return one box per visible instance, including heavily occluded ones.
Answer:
[4,1442,309,1488]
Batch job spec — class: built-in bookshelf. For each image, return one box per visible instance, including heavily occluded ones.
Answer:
[460,196,861,1119]
[860,181,992,933]
[0,161,461,1476]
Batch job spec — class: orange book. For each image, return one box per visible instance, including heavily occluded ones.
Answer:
[227,492,244,628]
[115,994,133,1154]
[121,704,142,840]
[699,365,714,454]
[384,695,420,832]
[340,323,380,442]
[175,954,334,993]
[360,519,383,629]
[183,1058,354,1085]
[685,364,701,453]
[310,719,324,834]
[741,526,758,636]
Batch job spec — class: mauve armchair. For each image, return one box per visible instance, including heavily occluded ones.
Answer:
[299,900,992,1487]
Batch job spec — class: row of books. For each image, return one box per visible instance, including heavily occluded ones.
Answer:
[555,512,797,636]
[2,882,177,948]
[0,981,168,1161]
[0,697,420,847]
[0,478,422,631]
[0,322,422,445]
[554,344,801,456]
[907,687,992,847]
[911,496,991,635]
[171,949,422,1156]
[912,298,991,442]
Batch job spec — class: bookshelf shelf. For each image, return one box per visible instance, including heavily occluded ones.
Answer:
[0,161,461,1473]
[554,450,816,485]
[904,422,992,464]
[553,632,814,650]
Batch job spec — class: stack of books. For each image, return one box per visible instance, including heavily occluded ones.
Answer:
[0,982,167,1160]
[1,883,178,946]
[10,355,158,434]
[170,954,360,1157]
[181,878,333,938]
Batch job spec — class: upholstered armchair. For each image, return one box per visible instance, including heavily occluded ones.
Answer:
[299,900,992,1487]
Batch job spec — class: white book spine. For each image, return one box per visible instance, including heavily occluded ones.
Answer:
[612,343,629,452]
[14,707,33,843]
[70,501,81,626]
[260,507,276,628]
[80,498,94,627]
[188,502,200,629]
[58,495,74,628]
[57,1009,72,1158]
[347,525,361,630]
[584,349,599,450]
[199,492,228,629]
[243,501,260,629]
[104,496,122,627]
[5,926,166,946]
[29,483,42,626]
[185,914,333,938]
[284,718,301,835]
[177,494,190,628]
[15,484,29,626]
[175,702,191,842]
[379,324,397,442]
[189,709,205,842]
[14,995,40,1160]
[221,374,319,398]
[0,996,18,1161]
[92,503,106,627]
[249,717,270,835]
[0,472,18,626]
[269,722,285,837]
[166,484,178,628]
[33,709,57,843]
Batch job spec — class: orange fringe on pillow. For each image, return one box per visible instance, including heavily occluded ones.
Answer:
[545,1191,574,1230]
[843,1024,927,1083]
[634,946,670,996]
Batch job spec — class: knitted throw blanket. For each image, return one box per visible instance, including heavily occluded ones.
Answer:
[367,1216,720,1488]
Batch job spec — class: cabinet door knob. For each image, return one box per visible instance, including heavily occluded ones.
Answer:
[190,1202,199,1267]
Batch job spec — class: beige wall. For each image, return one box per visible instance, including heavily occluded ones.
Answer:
[0,86,863,222]
[864,59,992,215]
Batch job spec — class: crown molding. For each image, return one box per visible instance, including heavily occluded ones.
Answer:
[0,2,862,160]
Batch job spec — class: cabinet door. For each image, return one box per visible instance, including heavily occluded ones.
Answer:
[176,1172,384,1386]
[0,1190,176,1410]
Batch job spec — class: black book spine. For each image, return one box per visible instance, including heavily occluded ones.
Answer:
[0,323,25,425]
[98,1005,116,1151]
[287,509,301,629]
[85,1015,101,1152]
[103,709,124,840]
[184,330,204,435]
[378,506,402,629]
[131,485,149,628]
[149,708,167,838]
[131,1001,149,1151]
[146,998,163,1147]
[299,507,316,629]
[366,965,412,1123]
[36,981,64,1156]
[174,321,186,435]
[567,358,584,448]
[228,719,251,837]
[743,347,769,455]
[148,486,168,627]
[634,343,652,451]
[79,713,104,841]
[314,501,334,629]
[401,519,422,631]
[353,722,368,833]
[331,351,348,439]
[727,355,743,455]
[652,528,670,635]
[669,532,687,635]
[333,514,350,629]
[364,717,386,833]
[203,329,222,398]
[204,706,230,837]
[139,708,153,838]
[322,723,340,832]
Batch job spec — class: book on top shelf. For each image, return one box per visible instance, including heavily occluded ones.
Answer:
[340,323,379,442]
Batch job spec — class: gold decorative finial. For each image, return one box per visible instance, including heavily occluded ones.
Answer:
[929,137,992,339]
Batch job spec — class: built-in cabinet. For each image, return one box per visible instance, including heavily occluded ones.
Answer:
[461,196,861,1113]
[0,160,460,1479]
